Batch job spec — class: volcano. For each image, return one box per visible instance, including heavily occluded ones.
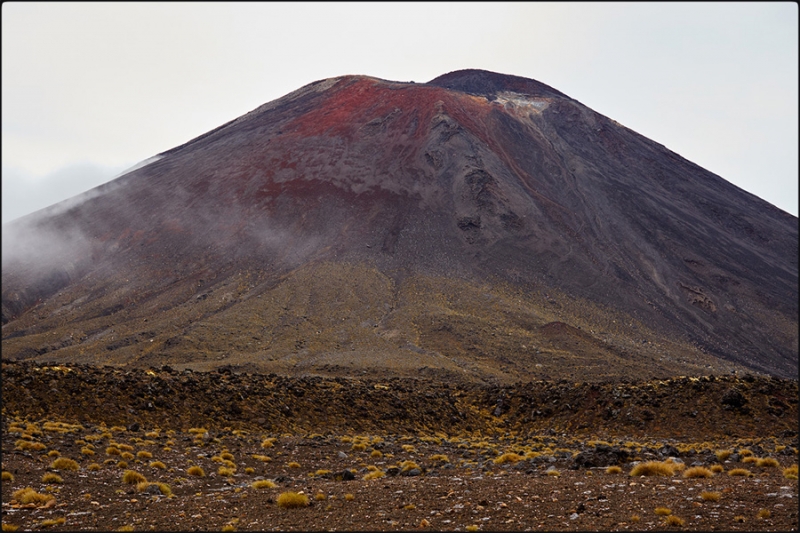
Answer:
[2,70,797,382]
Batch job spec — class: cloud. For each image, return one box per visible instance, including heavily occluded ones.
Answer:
[1,162,128,224]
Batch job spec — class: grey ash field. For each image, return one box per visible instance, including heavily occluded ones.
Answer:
[1,362,798,531]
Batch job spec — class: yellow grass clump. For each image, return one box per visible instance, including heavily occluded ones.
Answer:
[122,470,146,484]
[218,466,235,477]
[683,466,713,478]
[715,450,732,462]
[11,487,54,505]
[756,457,779,468]
[605,466,622,474]
[120,452,135,461]
[1,471,14,482]
[2,523,20,531]
[700,491,721,502]
[363,470,386,480]
[757,509,771,519]
[655,507,672,516]
[187,466,205,477]
[742,456,758,464]
[546,469,560,477]
[261,438,276,448]
[493,453,524,465]
[344,493,355,501]
[136,451,152,460]
[277,491,309,508]
[287,462,301,469]
[87,463,102,472]
[106,447,121,456]
[314,492,327,501]
[630,461,674,477]
[50,458,79,471]
[39,517,66,528]
[370,449,383,458]
[430,454,450,463]
[351,442,367,452]
[42,473,63,484]
[710,464,724,473]
[783,464,798,479]
[252,454,271,462]
[149,461,166,470]
[727,468,753,477]
[252,479,277,489]
[665,515,685,527]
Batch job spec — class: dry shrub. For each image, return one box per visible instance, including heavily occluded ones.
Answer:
[710,464,724,473]
[252,479,277,489]
[727,468,753,477]
[120,452,135,461]
[276,491,309,508]
[370,449,383,458]
[756,457,779,468]
[122,470,146,484]
[261,438,276,448]
[220,452,234,461]
[87,463,101,472]
[783,465,798,479]
[605,466,622,474]
[106,447,121,456]
[136,451,152,460]
[655,507,672,516]
[400,460,420,473]
[1,471,14,482]
[630,461,673,477]
[742,456,758,464]
[50,458,79,471]
[351,442,366,452]
[683,466,713,478]
[149,461,166,470]
[430,454,449,463]
[700,491,721,501]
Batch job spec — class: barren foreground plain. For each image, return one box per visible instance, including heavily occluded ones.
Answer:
[1,361,797,532]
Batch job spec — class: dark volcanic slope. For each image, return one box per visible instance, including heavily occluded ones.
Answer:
[2,69,797,381]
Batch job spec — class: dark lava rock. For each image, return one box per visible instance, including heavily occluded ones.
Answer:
[571,446,630,469]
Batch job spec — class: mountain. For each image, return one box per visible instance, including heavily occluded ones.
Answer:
[2,69,797,383]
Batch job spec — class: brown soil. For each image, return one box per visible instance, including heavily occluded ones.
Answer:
[2,362,798,531]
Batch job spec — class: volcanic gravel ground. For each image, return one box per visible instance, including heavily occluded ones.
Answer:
[3,423,798,531]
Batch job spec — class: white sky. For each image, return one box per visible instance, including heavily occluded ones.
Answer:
[2,2,798,224]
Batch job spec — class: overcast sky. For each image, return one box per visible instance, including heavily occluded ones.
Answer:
[2,2,798,224]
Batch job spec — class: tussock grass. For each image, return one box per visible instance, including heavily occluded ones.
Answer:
[120,452,135,461]
[15,440,46,451]
[683,466,713,478]
[220,452,234,461]
[665,515,685,527]
[727,468,753,477]
[742,456,758,464]
[87,463,102,472]
[710,464,724,473]
[493,453,524,464]
[344,493,355,501]
[700,491,721,502]
[261,438,276,448]
[12,487,54,505]
[757,509,771,519]
[2,523,20,531]
[654,507,672,516]
[351,442,366,452]
[187,466,205,477]
[136,451,152,460]
[605,466,622,474]
[218,466,236,476]
[756,457,779,468]
[252,454,271,462]
[314,492,327,501]
[149,461,166,469]
[252,480,277,489]
[430,454,450,463]
[276,491,309,508]
[50,458,79,471]
[783,465,798,479]
[363,470,385,480]
[42,473,64,484]
[715,450,732,462]
[630,461,673,477]
[1,471,14,482]
[287,462,301,469]
[106,447,121,456]
[122,470,146,484]
[39,517,66,527]
[546,469,560,477]
[370,449,383,458]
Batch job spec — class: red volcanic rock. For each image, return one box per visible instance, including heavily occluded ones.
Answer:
[2,70,797,381]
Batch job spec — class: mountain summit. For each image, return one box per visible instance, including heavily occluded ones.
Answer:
[2,70,797,382]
